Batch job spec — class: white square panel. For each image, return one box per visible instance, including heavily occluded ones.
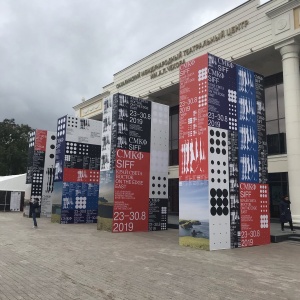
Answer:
[208,127,230,250]
[65,115,102,145]
[41,131,57,217]
[149,102,169,199]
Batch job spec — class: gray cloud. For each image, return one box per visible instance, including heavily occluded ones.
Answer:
[0,0,249,131]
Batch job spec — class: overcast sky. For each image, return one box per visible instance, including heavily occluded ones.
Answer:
[0,0,269,132]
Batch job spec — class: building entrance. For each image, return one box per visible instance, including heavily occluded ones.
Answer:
[268,172,288,218]
[168,178,179,213]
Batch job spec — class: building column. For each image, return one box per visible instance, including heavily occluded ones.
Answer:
[277,42,300,224]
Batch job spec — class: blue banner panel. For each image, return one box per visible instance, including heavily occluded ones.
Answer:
[61,209,74,224]
[236,66,259,183]
[87,183,99,210]
[61,182,99,223]
[86,210,98,223]
[208,54,236,130]
[74,210,86,223]
[254,73,268,183]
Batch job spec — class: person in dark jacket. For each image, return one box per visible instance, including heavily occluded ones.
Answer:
[279,195,295,232]
[30,198,40,229]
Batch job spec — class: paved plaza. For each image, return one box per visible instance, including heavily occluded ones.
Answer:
[0,212,299,300]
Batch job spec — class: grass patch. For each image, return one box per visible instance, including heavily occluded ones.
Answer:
[97,216,112,231]
[179,236,209,251]
[51,214,61,224]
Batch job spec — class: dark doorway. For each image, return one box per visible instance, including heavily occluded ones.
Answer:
[168,178,179,213]
[268,172,288,218]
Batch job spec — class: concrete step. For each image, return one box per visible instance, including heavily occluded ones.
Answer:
[288,235,300,242]
[271,233,300,243]
[167,223,179,229]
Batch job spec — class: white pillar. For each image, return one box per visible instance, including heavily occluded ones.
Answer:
[278,42,300,224]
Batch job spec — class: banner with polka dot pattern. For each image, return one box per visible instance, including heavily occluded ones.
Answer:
[25,129,56,218]
[179,53,270,250]
[52,115,102,224]
[40,131,56,217]
[98,94,169,232]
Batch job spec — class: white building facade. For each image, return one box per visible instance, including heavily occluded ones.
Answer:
[73,0,300,223]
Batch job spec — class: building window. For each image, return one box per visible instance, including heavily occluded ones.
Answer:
[264,73,286,155]
[169,105,179,166]
[268,172,288,218]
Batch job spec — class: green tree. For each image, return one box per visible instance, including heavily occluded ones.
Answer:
[0,119,32,175]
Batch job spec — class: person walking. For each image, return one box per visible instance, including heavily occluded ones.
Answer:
[30,198,40,229]
[279,195,295,233]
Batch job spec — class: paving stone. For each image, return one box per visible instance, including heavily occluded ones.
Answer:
[0,212,299,300]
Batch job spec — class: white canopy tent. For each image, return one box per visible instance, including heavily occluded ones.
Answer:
[0,174,27,191]
[0,174,26,211]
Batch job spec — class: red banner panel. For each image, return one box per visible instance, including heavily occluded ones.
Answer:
[34,130,47,151]
[63,168,100,183]
[113,149,150,232]
[179,54,208,181]
[240,183,270,247]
